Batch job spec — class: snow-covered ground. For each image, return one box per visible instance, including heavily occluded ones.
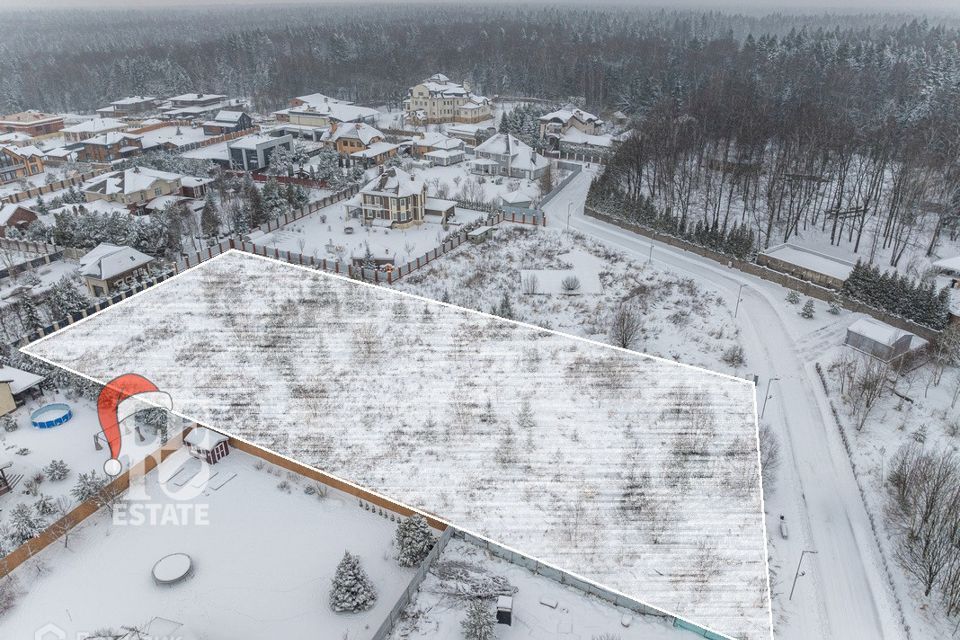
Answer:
[0,393,170,544]
[412,162,545,206]
[24,250,769,640]
[394,225,745,373]
[1,448,416,639]
[249,198,485,264]
[391,536,702,640]
[0,255,81,310]
[543,165,921,640]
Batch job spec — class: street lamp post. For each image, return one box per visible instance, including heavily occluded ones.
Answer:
[566,202,572,231]
[734,283,746,318]
[761,377,780,419]
[789,549,818,600]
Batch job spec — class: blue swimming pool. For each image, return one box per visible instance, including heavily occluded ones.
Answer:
[31,403,73,429]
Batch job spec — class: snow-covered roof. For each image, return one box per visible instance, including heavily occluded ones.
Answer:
[0,365,44,395]
[349,141,400,159]
[212,110,246,123]
[145,195,188,211]
[294,92,352,106]
[933,255,960,276]
[282,102,378,124]
[79,243,154,280]
[82,131,142,147]
[168,93,227,103]
[415,132,463,151]
[330,123,384,146]
[560,129,614,148]
[61,118,126,135]
[0,131,34,145]
[0,203,36,226]
[361,167,424,198]
[111,95,156,106]
[50,199,130,217]
[475,134,549,172]
[181,176,213,188]
[847,318,912,347]
[184,426,229,449]
[83,167,182,197]
[539,107,603,126]
[759,243,856,282]
[227,133,287,151]
[1,143,44,159]
[425,197,456,211]
[500,190,533,205]
[138,125,208,150]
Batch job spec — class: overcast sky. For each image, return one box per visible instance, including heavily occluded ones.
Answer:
[1,0,958,13]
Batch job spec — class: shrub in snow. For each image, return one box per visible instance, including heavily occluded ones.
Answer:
[721,344,746,367]
[785,290,801,304]
[71,471,106,503]
[43,459,70,481]
[801,299,815,318]
[329,551,378,612]
[395,514,436,567]
[34,494,56,517]
[560,275,581,293]
[23,472,44,496]
[828,294,843,315]
[461,599,495,640]
[7,503,44,546]
[1,416,17,432]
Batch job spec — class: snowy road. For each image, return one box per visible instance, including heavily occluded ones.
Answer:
[542,167,905,640]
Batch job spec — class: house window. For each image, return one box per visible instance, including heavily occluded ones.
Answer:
[154,188,162,196]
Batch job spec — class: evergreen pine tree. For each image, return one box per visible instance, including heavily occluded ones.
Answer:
[7,503,44,546]
[200,191,221,237]
[17,296,43,334]
[800,299,815,318]
[461,599,495,640]
[329,551,378,612]
[395,515,435,567]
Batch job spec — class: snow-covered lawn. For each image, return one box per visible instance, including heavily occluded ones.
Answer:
[394,225,746,373]
[413,162,545,207]
[391,536,701,640]
[1,448,416,639]
[0,256,81,310]
[249,199,486,264]
[24,250,769,640]
[0,393,169,543]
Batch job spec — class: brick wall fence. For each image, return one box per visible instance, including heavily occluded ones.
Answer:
[0,430,187,578]
[0,250,65,281]
[584,206,943,343]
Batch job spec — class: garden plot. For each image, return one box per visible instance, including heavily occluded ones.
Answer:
[0,393,170,548]
[24,250,769,640]
[391,537,699,640]
[396,225,746,374]
[0,449,416,639]
[249,199,486,264]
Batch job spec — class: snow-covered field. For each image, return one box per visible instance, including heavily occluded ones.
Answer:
[395,225,746,373]
[0,393,170,546]
[24,250,770,639]
[391,536,701,640]
[1,448,416,639]
[249,198,486,264]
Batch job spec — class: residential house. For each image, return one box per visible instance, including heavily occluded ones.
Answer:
[538,107,604,143]
[78,243,156,296]
[933,256,960,327]
[77,132,144,164]
[412,132,465,166]
[346,167,426,229]
[444,123,496,147]
[276,101,379,131]
[328,123,398,166]
[96,96,157,118]
[201,110,253,136]
[61,118,128,143]
[472,133,550,180]
[0,204,39,236]
[404,74,492,125]
[162,93,237,120]
[227,133,293,171]
[844,319,914,363]
[181,176,214,199]
[82,167,184,212]
[288,92,351,108]
[0,111,64,137]
[0,145,45,184]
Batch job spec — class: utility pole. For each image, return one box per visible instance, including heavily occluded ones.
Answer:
[734,283,746,318]
[566,201,572,231]
[647,244,653,265]
[761,377,780,419]
[789,549,818,600]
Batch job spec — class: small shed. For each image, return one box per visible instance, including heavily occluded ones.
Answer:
[0,365,44,416]
[496,595,513,625]
[184,426,230,464]
[467,226,496,244]
[758,243,856,290]
[425,197,456,223]
[845,318,913,362]
[499,190,533,208]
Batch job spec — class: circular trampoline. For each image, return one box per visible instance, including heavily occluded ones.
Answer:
[152,553,193,586]
[31,403,73,429]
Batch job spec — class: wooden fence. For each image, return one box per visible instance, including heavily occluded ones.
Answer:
[0,430,186,578]
[584,206,943,342]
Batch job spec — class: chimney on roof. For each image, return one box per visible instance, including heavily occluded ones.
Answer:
[196,93,202,98]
